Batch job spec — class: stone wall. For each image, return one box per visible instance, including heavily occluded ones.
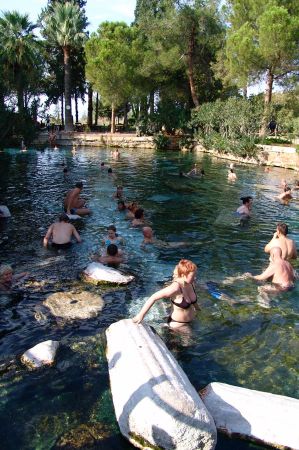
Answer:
[194,143,299,171]
[33,131,181,150]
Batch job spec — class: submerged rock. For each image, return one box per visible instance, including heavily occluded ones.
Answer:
[83,262,134,285]
[55,423,112,449]
[44,291,104,320]
[21,340,59,369]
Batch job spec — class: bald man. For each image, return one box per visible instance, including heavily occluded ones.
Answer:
[246,247,295,292]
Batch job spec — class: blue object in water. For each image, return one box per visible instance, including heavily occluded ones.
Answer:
[206,281,223,300]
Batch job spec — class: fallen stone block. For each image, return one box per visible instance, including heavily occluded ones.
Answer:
[83,262,134,285]
[106,319,217,450]
[44,291,104,320]
[21,340,59,369]
[200,382,299,449]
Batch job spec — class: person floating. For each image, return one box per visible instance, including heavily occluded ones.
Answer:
[64,181,91,216]
[264,223,297,260]
[132,259,199,329]
[43,213,81,249]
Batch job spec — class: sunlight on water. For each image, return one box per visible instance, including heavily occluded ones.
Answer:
[0,146,298,449]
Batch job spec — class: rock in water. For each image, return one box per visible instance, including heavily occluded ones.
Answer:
[106,319,217,450]
[83,262,134,285]
[0,205,11,217]
[21,340,59,369]
[201,382,299,449]
[44,291,104,320]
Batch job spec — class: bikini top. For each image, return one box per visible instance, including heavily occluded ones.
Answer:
[171,281,197,309]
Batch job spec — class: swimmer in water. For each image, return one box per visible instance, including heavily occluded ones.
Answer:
[132,208,145,227]
[132,259,199,329]
[264,223,297,260]
[236,196,253,225]
[244,247,295,303]
[0,264,29,291]
[102,225,124,248]
[141,226,189,249]
[98,244,124,266]
[43,213,81,248]
[64,181,91,216]
[117,200,127,212]
[126,202,138,220]
[113,185,124,200]
[278,187,292,204]
[186,164,198,177]
[228,168,237,181]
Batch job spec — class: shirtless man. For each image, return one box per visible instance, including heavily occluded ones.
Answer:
[245,247,295,293]
[141,226,188,248]
[228,169,237,181]
[264,223,297,260]
[64,181,90,216]
[43,213,81,248]
[98,244,123,265]
[236,196,253,216]
[278,187,292,204]
[132,208,145,227]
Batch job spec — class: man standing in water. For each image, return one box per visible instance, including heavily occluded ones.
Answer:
[245,247,295,294]
[264,223,297,260]
[43,213,81,248]
[64,181,90,216]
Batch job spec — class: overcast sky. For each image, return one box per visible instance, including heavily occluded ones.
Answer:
[0,0,136,31]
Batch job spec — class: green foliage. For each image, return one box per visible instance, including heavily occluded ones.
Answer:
[178,135,194,149]
[153,133,170,150]
[191,97,264,157]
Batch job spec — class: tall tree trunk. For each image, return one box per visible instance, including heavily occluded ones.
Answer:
[75,93,79,124]
[94,92,99,126]
[87,84,93,129]
[17,74,24,114]
[61,94,64,128]
[187,25,199,108]
[149,91,155,115]
[260,68,274,136]
[111,103,116,133]
[123,102,128,131]
[63,46,73,131]
[242,85,247,99]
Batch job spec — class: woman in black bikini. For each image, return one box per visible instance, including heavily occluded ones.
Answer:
[132,259,199,329]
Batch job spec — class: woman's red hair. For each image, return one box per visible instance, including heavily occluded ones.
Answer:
[174,259,197,278]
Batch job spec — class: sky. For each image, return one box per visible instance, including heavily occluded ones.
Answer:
[0,0,136,31]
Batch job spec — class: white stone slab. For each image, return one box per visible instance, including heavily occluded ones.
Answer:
[201,382,299,449]
[84,262,134,285]
[0,205,11,217]
[21,340,59,369]
[106,319,217,450]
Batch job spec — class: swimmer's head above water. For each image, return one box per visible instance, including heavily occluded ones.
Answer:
[142,226,153,239]
[173,259,197,283]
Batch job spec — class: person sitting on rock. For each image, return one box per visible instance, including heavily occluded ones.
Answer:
[43,213,81,249]
[64,181,90,216]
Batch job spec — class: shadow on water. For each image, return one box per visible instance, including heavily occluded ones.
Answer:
[0,147,298,449]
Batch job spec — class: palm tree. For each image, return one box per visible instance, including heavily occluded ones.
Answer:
[0,11,38,113]
[40,1,87,131]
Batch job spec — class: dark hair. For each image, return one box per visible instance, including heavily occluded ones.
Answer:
[75,181,83,189]
[230,169,234,173]
[63,167,68,173]
[107,225,116,232]
[277,223,288,235]
[284,187,291,192]
[101,162,105,166]
[134,208,144,219]
[118,200,126,209]
[240,196,252,204]
[201,169,205,175]
[59,213,70,222]
[108,168,112,173]
[107,244,118,256]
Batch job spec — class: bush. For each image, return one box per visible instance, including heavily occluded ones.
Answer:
[178,135,194,149]
[153,133,170,150]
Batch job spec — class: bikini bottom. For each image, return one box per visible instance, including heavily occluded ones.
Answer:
[167,315,191,325]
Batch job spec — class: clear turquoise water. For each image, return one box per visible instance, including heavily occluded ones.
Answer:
[0,147,298,449]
